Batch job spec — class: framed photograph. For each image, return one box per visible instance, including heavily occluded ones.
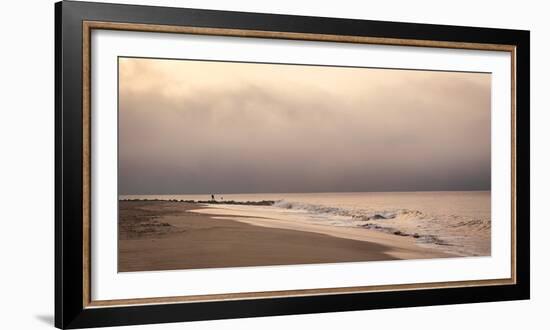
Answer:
[55,1,530,328]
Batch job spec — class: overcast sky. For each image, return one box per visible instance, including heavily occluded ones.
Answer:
[118,57,491,195]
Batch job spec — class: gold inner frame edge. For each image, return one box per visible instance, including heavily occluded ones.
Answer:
[81,20,517,308]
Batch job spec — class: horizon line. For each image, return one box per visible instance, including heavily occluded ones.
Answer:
[120,189,491,196]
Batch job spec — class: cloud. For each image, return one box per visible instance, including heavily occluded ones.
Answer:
[118,58,491,194]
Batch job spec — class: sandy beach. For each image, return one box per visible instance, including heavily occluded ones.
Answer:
[118,201,451,272]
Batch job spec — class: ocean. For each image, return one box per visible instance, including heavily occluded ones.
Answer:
[121,191,490,256]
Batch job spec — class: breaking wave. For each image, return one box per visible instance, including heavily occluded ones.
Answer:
[272,199,491,256]
[274,199,422,221]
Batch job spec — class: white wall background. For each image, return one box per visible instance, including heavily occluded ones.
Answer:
[0,0,546,329]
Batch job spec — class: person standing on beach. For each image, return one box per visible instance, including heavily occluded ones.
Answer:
[211,194,215,200]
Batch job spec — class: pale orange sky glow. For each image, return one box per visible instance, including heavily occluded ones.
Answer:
[118,57,491,194]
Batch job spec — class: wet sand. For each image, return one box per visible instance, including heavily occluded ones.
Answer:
[119,201,450,272]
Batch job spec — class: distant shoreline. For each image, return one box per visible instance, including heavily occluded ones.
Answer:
[119,198,276,206]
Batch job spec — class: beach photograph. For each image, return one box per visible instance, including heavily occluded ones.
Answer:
[118,57,491,272]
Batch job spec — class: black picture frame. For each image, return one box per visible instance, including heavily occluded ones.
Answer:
[55,1,530,328]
